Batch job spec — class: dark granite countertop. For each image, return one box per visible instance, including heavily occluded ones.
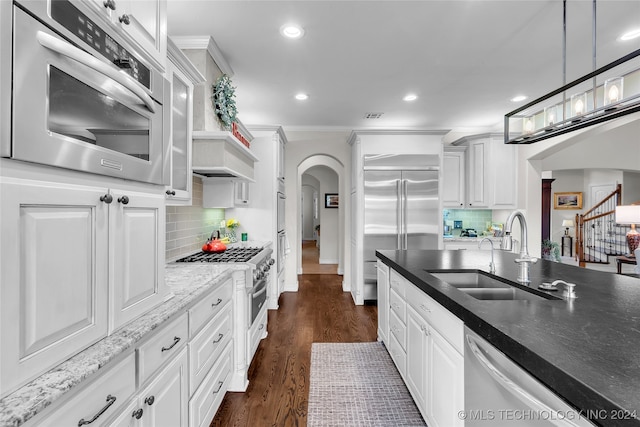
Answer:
[376,249,640,427]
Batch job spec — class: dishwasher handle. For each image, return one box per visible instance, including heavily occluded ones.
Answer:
[466,333,585,427]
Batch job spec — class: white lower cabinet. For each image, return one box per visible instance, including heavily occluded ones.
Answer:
[384,266,464,426]
[189,344,232,427]
[108,349,188,427]
[376,260,389,343]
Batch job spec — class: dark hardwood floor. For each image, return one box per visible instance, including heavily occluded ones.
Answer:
[210,274,378,427]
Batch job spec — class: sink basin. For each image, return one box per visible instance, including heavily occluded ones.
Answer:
[427,271,558,301]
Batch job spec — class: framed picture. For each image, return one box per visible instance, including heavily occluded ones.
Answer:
[325,193,339,208]
[554,192,583,209]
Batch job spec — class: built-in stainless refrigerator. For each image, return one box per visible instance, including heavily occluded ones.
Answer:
[363,154,440,301]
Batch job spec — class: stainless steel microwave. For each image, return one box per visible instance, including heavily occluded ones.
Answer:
[4,0,169,185]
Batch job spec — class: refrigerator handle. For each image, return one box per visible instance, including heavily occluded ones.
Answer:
[403,179,408,249]
[396,179,402,249]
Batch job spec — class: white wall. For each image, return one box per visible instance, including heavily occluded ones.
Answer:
[283,130,351,292]
[549,170,585,243]
[301,184,316,240]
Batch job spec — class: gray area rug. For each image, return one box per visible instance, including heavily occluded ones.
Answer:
[308,342,427,426]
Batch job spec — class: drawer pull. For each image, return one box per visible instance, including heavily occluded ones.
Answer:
[144,396,155,406]
[213,333,224,344]
[161,336,181,352]
[132,408,143,420]
[419,303,431,313]
[78,394,116,426]
[211,298,223,307]
[259,323,264,330]
[213,381,224,394]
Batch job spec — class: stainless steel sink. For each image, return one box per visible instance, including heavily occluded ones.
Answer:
[427,271,557,301]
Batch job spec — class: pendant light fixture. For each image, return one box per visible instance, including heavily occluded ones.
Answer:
[504,0,640,144]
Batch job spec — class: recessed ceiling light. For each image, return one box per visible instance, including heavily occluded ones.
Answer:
[403,94,418,102]
[280,24,305,39]
[620,28,640,41]
[295,93,309,101]
[511,95,528,102]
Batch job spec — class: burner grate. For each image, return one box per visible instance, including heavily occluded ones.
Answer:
[176,247,263,263]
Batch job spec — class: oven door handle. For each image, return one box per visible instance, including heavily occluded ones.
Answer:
[252,281,268,297]
[36,31,156,113]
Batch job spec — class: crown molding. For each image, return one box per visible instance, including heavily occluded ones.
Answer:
[171,35,234,76]
[167,37,205,84]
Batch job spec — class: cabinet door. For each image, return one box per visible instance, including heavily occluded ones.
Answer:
[277,137,285,181]
[442,150,465,208]
[428,328,464,427]
[490,137,518,209]
[376,260,389,343]
[109,189,166,332]
[139,349,188,427]
[0,179,108,397]
[115,0,167,67]
[234,181,250,206]
[467,140,488,208]
[405,305,429,415]
[165,62,193,204]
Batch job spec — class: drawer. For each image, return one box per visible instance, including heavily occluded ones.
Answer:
[406,282,464,354]
[389,269,406,297]
[137,312,188,386]
[35,353,135,427]
[189,277,233,337]
[248,306,267,363]
[188,303,233,396]
[389,308,406,351]
[387,331,406,379]
[389,288,405,323]
[189,344,232,427]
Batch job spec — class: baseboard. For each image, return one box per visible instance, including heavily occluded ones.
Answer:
[319,258,338,264]
[284,280,299,292]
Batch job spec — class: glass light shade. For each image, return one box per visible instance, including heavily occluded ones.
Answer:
[544,105,559,126]
[604,77,624,106]
[522,117,535,134]
[571,92,587,117]
[615,205,640,224]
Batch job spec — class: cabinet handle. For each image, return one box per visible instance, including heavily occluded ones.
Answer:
[99,194,113,204]
[166,190,176,196]
[213,333,224,344]
[211,298,223,307]
[117,195,129,205]
[144,396,155,406]
[78,395,116,426]
[419,303,431,313]
[420,324,430,336]
[119,13,130,25]
[213,381,224,394]
[131,408,143,420]
[103,0,116,10]
[259,323,264,330]
[161,336,181,352]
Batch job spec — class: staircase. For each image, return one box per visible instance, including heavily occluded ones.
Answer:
[576,184,631,267]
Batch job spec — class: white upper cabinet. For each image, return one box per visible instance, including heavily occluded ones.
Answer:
[442,149,465,208]
[444,133,518,210]
[165,38,205,205]
[85,0,167,70]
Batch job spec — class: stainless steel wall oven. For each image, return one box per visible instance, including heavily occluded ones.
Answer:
[5,0,168,184]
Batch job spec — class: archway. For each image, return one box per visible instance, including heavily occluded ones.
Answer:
[297,155,346,288]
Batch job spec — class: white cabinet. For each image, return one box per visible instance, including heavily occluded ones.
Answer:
[202,179,250,208]
[108,349,188,427]
[84,0,166,70]
[446,133,518,209]
[0,177,167,397]
[376,260,389,343]
[466,139,488,208]
[110,188,167,332]
[442,149,466,208]
[381,266,464,426]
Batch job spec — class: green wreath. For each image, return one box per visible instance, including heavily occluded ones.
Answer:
[212,74,237,130]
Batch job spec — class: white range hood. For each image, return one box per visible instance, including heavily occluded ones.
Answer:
[192,130,258,182]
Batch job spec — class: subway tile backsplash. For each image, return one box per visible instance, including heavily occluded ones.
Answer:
[165,176,225,262]
[444,209,493,236]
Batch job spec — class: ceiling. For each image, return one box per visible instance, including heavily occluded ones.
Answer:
[166,1,640,133]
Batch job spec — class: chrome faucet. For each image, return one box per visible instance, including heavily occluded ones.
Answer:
[478,238,496,274]
[501,210,538,283]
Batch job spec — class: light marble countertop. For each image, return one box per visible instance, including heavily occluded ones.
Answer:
[0,263,245,427]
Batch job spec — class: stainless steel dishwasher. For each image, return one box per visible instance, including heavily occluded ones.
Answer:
[464,327,595,426]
